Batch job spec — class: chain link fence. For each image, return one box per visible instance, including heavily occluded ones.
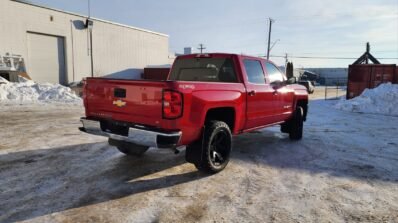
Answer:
[324,78,347,100]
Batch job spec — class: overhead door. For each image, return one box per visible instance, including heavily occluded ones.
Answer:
[27,32,66,84]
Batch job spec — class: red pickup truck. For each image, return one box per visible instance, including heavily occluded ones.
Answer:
[80,53,308,173]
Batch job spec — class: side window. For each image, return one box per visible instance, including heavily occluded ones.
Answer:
[243,60,265,84]
[266,62,284,83]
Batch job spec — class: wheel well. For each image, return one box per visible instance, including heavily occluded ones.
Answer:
[205,107,235,131]
[297,100,308,121]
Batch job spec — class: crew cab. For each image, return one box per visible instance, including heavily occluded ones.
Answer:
[80,53,308,173]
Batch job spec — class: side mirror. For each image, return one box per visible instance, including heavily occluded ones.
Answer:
[287,77,297,85]
[271,80,285,90]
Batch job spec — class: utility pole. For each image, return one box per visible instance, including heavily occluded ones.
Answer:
[266,18,274,60]
[87,0,94,77]
[285,53,288,73]
[89,25,94,77]
[88,0,91,17]
[366,42,370,64]
[198,44,206,54]
[285,53,289,67]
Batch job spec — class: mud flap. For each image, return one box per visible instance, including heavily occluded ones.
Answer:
[185,126,205,164]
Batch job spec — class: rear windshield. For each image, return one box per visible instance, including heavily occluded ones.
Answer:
[169,58,238,83]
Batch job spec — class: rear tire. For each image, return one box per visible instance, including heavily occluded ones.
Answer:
[280,122,290,133]
[193,121,232,174]
[289,106,304,140]
[108,138,149,157]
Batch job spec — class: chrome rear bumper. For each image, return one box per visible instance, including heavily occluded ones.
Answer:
[79,118,182,148]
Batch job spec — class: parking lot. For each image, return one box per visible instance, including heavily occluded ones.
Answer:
[1,93,398,222]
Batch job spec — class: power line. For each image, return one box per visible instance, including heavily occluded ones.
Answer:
[256,53,398,60]
[266,18,275,60]
[267,55,398,60]
[87,0,91,18]
[285,50,398,55]
[167,12,398,32]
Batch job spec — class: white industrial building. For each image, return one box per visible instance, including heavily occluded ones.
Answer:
[292,68,348,85]
[305,68,348,85]
[305,68,348,79]
[0,0,169,84]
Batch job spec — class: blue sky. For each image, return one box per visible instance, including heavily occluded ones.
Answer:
[29,0,398,67]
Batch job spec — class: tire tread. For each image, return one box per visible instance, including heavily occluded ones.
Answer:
[195,121,232,174]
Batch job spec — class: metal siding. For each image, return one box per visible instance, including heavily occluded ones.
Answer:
[91,22,169,79]
[0,1,169,84]
[27,33,66,84]
[70,21,91,79]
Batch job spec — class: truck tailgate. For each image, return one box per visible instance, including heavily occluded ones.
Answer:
[84,78,171,127]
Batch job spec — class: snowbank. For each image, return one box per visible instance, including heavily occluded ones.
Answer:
[0,77,82,105]
[335,83,398,116]
[0,77,8,83]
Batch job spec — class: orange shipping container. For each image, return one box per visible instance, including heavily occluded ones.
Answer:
[347,64,397,99]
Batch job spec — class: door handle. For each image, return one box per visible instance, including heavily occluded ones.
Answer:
[248,90,256,96]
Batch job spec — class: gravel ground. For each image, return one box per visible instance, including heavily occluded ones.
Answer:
[0,98,397,223]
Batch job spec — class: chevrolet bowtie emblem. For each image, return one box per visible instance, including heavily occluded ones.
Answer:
[113,99,126,107]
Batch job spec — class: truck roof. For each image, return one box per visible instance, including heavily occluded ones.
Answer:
[176,53,268,61]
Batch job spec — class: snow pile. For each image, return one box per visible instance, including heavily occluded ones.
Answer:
[0,77,82,105]
[0,76,9,84]
[335,83,398,116]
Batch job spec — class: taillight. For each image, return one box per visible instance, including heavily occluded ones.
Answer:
[163,90,183,119]
[82,78,87,99]
[82,78,88,115]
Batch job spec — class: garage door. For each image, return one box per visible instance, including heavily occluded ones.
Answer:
[27,32,66,84]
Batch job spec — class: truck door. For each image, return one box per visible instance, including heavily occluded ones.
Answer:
[265,62,295,121]
[243,59,279,129]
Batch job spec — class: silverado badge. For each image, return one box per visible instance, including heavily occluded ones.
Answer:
[113,99,126,107]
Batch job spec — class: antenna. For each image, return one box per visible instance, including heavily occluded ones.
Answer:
[88,0,91,18]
